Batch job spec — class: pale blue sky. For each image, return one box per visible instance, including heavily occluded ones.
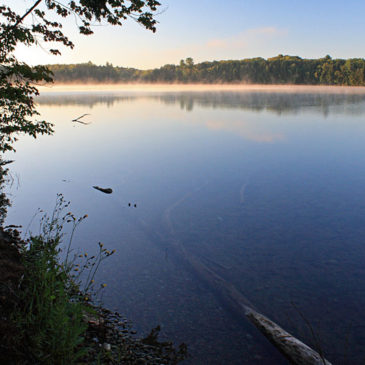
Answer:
[11,0,365,69]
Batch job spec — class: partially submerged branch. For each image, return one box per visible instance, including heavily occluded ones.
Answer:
[246,308,332,365]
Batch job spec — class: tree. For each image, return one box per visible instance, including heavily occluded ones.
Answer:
[185,57,194,67]
[0,0,160,151]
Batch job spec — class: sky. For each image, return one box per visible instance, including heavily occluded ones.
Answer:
[10,0,365,69]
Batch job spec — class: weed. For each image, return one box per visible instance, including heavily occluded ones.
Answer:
[9,193,186,364]
[290,301,327,365]
[11,194,108,364]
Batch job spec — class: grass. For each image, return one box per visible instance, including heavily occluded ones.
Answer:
[11,194,97,363]
[8,194,187,364]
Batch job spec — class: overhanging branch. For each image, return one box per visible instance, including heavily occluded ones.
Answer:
[12,0,42,29]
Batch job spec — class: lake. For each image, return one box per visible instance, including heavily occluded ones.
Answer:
[5,85,365,364]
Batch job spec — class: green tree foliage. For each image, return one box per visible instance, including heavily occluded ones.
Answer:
[49,55,365,86]
[0,0,160,151]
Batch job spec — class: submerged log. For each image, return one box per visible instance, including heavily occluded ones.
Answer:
[246,308,332,365]
[118,186,333,365]
[93,186,113,194]
[175,244,333,364]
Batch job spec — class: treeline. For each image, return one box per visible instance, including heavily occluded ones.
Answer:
[48,55,365,85]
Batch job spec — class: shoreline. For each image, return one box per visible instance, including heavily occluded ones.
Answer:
[0,225,187,364]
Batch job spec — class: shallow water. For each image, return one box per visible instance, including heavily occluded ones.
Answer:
[6,87,365,364]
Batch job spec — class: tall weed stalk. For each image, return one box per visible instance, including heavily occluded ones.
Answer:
[12,194,113,364]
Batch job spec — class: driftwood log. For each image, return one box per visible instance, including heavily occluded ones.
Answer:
[176,242,333,364]
[246,308,332,365]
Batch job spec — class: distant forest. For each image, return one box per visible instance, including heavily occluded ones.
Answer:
[47,55,365,85]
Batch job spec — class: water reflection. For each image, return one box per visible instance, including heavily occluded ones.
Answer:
[36,90,365,116]
[7,89,365,364]
[204,119,285,143]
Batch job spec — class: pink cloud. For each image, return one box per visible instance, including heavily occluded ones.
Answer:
[205,27,287,51]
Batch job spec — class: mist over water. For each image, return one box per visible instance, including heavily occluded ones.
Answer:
[6,87,365,364]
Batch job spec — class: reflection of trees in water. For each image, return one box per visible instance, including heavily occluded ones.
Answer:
[36,91,365,116]
[36,94,137,109]
[161,92,365,116]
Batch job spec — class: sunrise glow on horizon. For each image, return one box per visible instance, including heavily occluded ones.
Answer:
[12,0,365,69]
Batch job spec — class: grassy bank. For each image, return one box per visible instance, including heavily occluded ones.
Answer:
[1,195,187,364]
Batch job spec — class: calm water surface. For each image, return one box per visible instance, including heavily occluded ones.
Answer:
[5,88,365,364]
